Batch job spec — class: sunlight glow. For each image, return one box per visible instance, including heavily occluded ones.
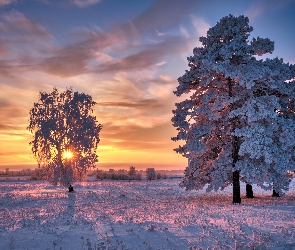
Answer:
[63,150,73,159]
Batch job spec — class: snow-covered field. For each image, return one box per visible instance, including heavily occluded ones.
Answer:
[0,179,295,250]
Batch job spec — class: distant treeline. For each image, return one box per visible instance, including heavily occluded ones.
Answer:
[0,168,36,177]
[94,167,167,180]
[1,166,181,181]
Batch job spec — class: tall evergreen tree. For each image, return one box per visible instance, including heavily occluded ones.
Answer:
[172,15,295,203]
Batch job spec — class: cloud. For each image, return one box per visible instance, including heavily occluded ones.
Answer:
[100,121,177,150]
[0,131,29,138]
[72,0,101,8]
[0,4,197,79]
[92,73,177,131]
[0,5,186,153]
[96,99,162,109]
[190,16,210,37]
[156,61,167,67]
[0,124,15,130]
[156,30,166,37]
[69,26,122,50]
[159,74,173,82]
[244,0,291,22]
[95,35,193,74]
[244,2,265,21]
[0,24,121,78]
[0,11,53,75]
[0,95,11,107]
[0,12,182,151]
[95,95,170,129]
[180,25,190,38]
[129,0,199,34]
[32,26,129,77]
[97,50,160,73]
[37,44,93,77]
[0,85,36,129]
[0,106,28,120]
[0,11,51,38]
[94,52,113,64]
[0,0,15,6]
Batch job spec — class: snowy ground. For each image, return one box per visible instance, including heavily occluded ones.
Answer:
[0,179,295,250]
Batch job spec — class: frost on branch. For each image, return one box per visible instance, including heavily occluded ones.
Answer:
[172,14,295,197]
[251,37,274,56]
[27,87,102,186]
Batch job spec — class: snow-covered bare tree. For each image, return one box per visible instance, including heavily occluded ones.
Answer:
[172,15,295,203]
[28,87,102,187]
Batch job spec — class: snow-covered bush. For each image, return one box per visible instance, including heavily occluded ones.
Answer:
[157,172,167,179]
[95,169,142,180]
[29,168,46,180]
[146,168,156,180]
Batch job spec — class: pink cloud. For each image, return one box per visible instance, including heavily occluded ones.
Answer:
[190,16,210,37]
[0,11,51,38]
[0,4,197,79]
[94,36,193,74]
[0,0,15,6]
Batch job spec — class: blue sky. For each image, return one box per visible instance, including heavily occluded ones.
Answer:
[0,0,294,171]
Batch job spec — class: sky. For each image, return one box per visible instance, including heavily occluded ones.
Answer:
[0,0,295,171]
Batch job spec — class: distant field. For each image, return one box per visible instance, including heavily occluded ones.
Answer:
[0,179,295,250]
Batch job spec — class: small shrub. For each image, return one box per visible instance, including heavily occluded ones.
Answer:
[95,168,142,180]
[146,168,156,180]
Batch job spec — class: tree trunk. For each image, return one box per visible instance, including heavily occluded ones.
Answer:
[233,170,241,203]
[229,78,241,204]
[272,189,280,197]
[246,184,254,198]
[232,124,241,204]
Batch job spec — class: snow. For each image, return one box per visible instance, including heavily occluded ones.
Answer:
[0,179,295,250]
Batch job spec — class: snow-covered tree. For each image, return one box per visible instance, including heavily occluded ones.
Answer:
[232,59,295,197]
[28,87,102,187]
[172,14,295,203]
[146,168,156,180]
[128,166,136,176]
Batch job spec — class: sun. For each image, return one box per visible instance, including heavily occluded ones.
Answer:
[63,150,73,159]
